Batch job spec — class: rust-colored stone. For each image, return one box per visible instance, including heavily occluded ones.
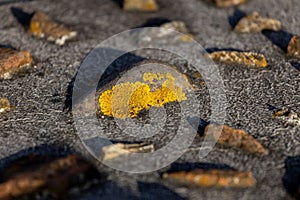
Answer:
[209,0,246,8]
[101,142,154,160]
[123,0,159,12]
[287,35,300,60]
[234,12,281,33]
[272,108,300,126]
[204,124,268,154]
[0,47,33,79]
[0,154,102,199]
[29,11,77,46]
[0,98,11,113]
[206,51,268,68]
[163,169,255,188]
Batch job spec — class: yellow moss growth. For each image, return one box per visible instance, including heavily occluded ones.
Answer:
[99,72,187,119]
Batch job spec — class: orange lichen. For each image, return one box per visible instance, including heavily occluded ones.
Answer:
[99,72,187,119]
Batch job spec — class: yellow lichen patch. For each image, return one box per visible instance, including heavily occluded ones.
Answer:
[99,72,187,119]
[181,34,194,42]
[143,72,164,84]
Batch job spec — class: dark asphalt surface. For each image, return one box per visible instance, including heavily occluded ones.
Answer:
[0,0,300,199]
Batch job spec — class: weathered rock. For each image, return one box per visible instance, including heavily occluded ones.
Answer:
[209,0,246,8]
[163,169,255,188]
[287,35,300,60]
[0,47,33,79]
[29,11,77,46]
[234,12,281,33]
[204,124,268,154]
[206,51,268,67]
[272,108,300,126]
[123,0,159,12]
[0,154,103,199]
[0,98,11,113]
[100,142,154,160]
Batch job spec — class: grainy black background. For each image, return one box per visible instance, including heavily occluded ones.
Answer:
[0,0,299,199]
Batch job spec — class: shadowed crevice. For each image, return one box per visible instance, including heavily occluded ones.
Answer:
[166,162,234,173]
[10,7,33,30]
[262,30,294,53]
[290,61,300,71]
[282,156,300,199]
[136,17,172,28]
[205,47,243,53]
[228,9,246,29]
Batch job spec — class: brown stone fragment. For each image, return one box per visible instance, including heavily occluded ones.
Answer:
[204,124,268,154]
[0,47,33,80]
[0,98,11,113]
[29,11,77,46]
[163,169,255,188]
[287,35,300,60]
[207,51,268,68]
[123,0,159,12]
[272,108,300,126]
[209,0,246,8]
[0,154,103,199]
[101,142,154,160]
[234,12,281,33]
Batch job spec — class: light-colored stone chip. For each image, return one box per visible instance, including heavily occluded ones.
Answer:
[101,142,154,160]
[234,12,282,33]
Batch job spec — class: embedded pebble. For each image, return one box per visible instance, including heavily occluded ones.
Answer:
[0,47,33,79]
[206,51,268,67]
[0,154,103,199]
[204,124,268,154]
[123,0,159,12]
[0,98,11,113]
[29,11,77,46]
[100,142,154,160]
[287,35,300,60]
[163,169,255,188]
[234,12,282,33]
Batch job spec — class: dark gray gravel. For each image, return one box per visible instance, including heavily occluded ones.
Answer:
[0,0,300,199]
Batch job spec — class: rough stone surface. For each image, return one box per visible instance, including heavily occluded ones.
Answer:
[0,0,299,200]
[207,51,268,67]
[234,12,282,33]
[29,11,77,46]
[123,0,159,12]
[163,169,255,188]
[0,47,33,79]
